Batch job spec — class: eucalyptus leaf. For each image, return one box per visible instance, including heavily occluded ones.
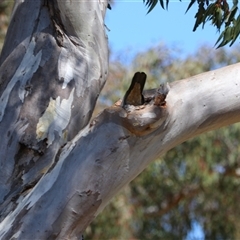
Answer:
[185,0,196,13]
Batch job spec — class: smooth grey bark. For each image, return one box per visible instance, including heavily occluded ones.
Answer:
[0,0,240,239]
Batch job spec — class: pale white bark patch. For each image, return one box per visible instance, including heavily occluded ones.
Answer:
[0,38,42,122]
[11,230,21,239]
[36,88,75,145]
[56,0,105,97]
[58,46,77,90]
[138,112,157,118]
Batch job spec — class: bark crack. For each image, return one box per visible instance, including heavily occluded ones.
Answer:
[45,0,66,47]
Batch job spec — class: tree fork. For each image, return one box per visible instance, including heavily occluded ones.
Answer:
[1,0,240,239]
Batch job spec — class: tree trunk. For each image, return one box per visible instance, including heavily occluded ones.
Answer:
[0,0,108,239]
[0,0,240,239]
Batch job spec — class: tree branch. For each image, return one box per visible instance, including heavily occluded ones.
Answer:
[1,62,240,238]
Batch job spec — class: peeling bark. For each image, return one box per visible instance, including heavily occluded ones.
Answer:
[0,0,240,239]
[0,0,108,238]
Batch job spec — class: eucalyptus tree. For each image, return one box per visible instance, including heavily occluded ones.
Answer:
[0,1,240,239]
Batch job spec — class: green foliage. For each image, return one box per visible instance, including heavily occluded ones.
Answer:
[144,0,240,48]
[144,0,169,13]
[0,0,13,52]
[130,124,240,239]
[89,44,240,239]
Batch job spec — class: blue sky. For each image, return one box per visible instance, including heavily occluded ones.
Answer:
[105,1,229,61]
